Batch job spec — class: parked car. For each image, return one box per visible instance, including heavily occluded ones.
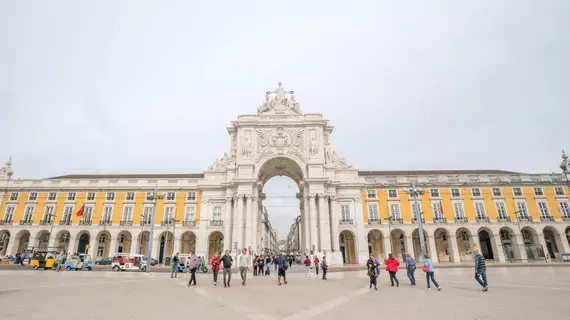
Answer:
[95,257,114,265]
[150,258,158,266]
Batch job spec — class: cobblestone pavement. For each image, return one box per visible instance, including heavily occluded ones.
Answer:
[1,266,569,320]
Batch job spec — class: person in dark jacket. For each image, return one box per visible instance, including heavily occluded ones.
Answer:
[321,256,328,280]
[276,253,288,285]
[171,252,180,279]
[368,261,378,290]
[386,253,400,287]
[220,250,233,288]
[405,253,416,285]
[473,249,488,291]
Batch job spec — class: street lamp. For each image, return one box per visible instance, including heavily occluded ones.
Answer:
[167,217,181,261]
[383,215,394,255]
[404,181,426,255]
[145,188,165,273]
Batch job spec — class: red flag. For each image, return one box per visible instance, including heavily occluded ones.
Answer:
[440,202,444,215]
[76,205,85,217]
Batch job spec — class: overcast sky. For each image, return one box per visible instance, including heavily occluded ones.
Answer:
[1,1,569,238]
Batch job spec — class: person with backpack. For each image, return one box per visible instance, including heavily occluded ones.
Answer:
[368,260,378,290]
[210,252,221,286]
[473,249,488,291]
[321,256,328,280]
[171,252,180,279]
[313,256,320,276]
[423,254,441,291]
[386,253,400,287]
[405,253,416,285]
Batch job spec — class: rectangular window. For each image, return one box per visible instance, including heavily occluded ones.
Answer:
[341,205,351,221]
[164,207,174,221]
[106,192,115,201]
[213,206,222,221]
[432,203,443,218]
[48,192,57,201]
[471,188,481,197]
[453,203,465,218]
[388,189,397,198]
[123,206,133,221]
[411,203,421,220]
[126,192,135,201]
[67,192,76,201]
[9,193,18,201]
[83,206,93,222]
[63,206,73,221]
[475,203,486,219]
[4,206,15,221]
[23,206,34,222]
[187,192,197,201]
[451,189,461,197]
[146,192,154,201]
[167,192,176,201]
[87,192,95,201]
[29,192,38,201]
[555,187,565,196]
[513,188,523,196]
[495,201,507,220]
[534,188,543,196]
[103,206,113,222]
[366,190,376,199]
[185,206,195,222]
[537,202,549,217]
[44,206,54,222]
[143,206,153,223]
[559,202,570,218]
[430,189,440,197]
[368,204,378,220]
[492,188,502,197]
[390,204,401,220]
[516,202,529,219]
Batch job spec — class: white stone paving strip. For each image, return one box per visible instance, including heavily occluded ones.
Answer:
[282,288,370,320]
[0,278,157,292]
[444,280,570,291]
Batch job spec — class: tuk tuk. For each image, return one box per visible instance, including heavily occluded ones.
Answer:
[64,254,93,271]
[111,253,147,272]
[30,251,56,270]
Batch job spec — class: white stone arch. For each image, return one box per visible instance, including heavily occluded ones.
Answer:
[367,229,384,260]
[34,229,51,249]
[499,226,521,261]
[55,230,71,253]
[157,231,174,264]
[137,231,150,255]
[180,231,197,254]
[389,228,407,261]
[411,228,430,260]
[74,230,91,255]
[207,231,224,260]
[339,229,356,264]
[254,153,307,185]
[433,227,452,262]
[543,226,564,260]
[116,230,133,254]
[477,227,498,261]
[455,227,473,260]
[94,230,111,258]
[0,230,11,256]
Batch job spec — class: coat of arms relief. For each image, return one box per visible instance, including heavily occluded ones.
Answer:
[255,126,305,162]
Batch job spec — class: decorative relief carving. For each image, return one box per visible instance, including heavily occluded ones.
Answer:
[242,131,253,158]
[309,129,319,157]
[208,152,232,171]
[255,126,305,162]
[332,151,351,169]
[257,82,301,115]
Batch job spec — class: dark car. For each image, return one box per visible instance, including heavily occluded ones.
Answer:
[95,257,114,265]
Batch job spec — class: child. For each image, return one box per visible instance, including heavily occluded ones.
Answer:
[368,262,378,290]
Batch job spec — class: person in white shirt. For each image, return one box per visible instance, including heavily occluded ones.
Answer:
[237,248,252,286]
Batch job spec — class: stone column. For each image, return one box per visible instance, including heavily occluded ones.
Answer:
[197,200,209,258]
[88,235,98,257]
[108,236,118,257]
[299,201,306,254]
[224,197,233,251]
[354,197,368,264]
[236,195,244,251]
[245,195,253,251]
[493,234,506,262]
[558,232,570,254]
[382,233,391,260]
[428,235,438,262]
[514,233,528,262]
[330,197,340,252]
[231,196,238,252]
[151,236,160,260]
[251,196,259,254]
[172,230,180,254]
[303,197,311,254]
[6,235,19,255]
[309,195,318,253]
[318,195,331,252]
[449,235,462,263]
[405,235,414,259]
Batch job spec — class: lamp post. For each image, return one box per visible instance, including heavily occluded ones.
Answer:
[404,181,426,255]
[383,215,394,255]
[145,186,164,273]
[170,217,180,258]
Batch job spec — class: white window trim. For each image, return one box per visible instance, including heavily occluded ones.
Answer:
[28,192,38,201]
[125,192,136,202]
[450,188,462,199]
[103,205,114,222]
[474,202,487,219]
[516,201,529,219]
[495,201,507,219]
[453,202,465,218]
[389,203,401,220]
[471,188,482,198]
[86,192,96,201]
[340,203,352,221]
[533,187,545,197]
[411,202,422,220]
[429,189,440,198]
[83,206,93,222]
[122,206,134,221]
[9,192,19,201]
[105,192,115,202]
[492,188,503,198]
[43,205,54,222]
[166,192,176,201]
[512,187,524,197]
[23,206,35,221]
[366,190,377,199]
[3,206,16,221]
[368,204,379,220]
[388,189,399,199]
[186,192,197,201]
[431,202,443,218]
[559,201,570,218]
[66,192,76,201]
[536,201,550,217]
[47,192,57,201]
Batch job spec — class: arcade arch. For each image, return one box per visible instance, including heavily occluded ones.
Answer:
[390,229,407,261]
[208,231,224,260]
[55,230,70,253]
[339,230,356,264]
[95,231,111,258]
[76,231,90,254]
[456,228,473,261]
[367,229,384,260]
[180,231,196,254]
[137,231,150,255]
[477,228,496,260]
[117,231,132,254]
[158,231,173,264]
[434,228,451,262]
[35,230,50,250]
[0,230,10,255]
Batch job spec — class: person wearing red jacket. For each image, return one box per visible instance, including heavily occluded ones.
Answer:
[210,252,221,286]
[386,253,400,287]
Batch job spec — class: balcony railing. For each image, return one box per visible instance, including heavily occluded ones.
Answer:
[210,220,223,227]
[540,216,554,222]
[518,216,533,222]
[454,216,468,223]
[563,216,570,221]
[497,216,511,222]
[59,220,71,226]
[19,219,32,225]
[476,216,490,222]
[99,220,112,226]
[140,221,152,227]
[367,218,381,225]
[79,220,92,226]
[339,219,354,225]
[412,217,425,223]
[161,220,174,226]
[433,217,447,224]
[120,220,133,226]
[183,221,196,227]
[389,218,404,224]
[39,220,53,225]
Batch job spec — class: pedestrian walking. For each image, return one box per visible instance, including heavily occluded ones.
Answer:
[253,255,258,276]
[265,256,271,276]
[313,256,320,276]
[304,255,311,277]
[276,253,288,285]
[185,254,192,280]
[321,256,328,280]
[171,252,180,279]
[368,260,378,290]
[386,253,400,287]
[211,252,221,286]
[405,253,416,285]
[220,250,233,288]
[423,254,441,291]
[187,250,201,287]
[238,248,252,286]
[258,256,264,276]
[473,249,488,291]
[55,251,64,272]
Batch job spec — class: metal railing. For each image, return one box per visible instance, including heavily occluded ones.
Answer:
[0,220,13,225]
[19,219,32,225]
[339,219,354,225]
[390,218,404,224]
[79,220,92,226]
[59,220,71,226]
[518,216,533,222]
[161,220,174,226]
[563,216,570,221]
[39,220,53,225]
[367,218,381,225]
[183,221,196,227]
[476,216,490,222]
[540,216,554,222]
[120,220,132,226]
[99,220,112,226]
[497,216,511,222]
[433,217,447,223]
[412,217,425,223]
[454,216,468,223]
[140,221,152,226]
[210,220,223,227]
